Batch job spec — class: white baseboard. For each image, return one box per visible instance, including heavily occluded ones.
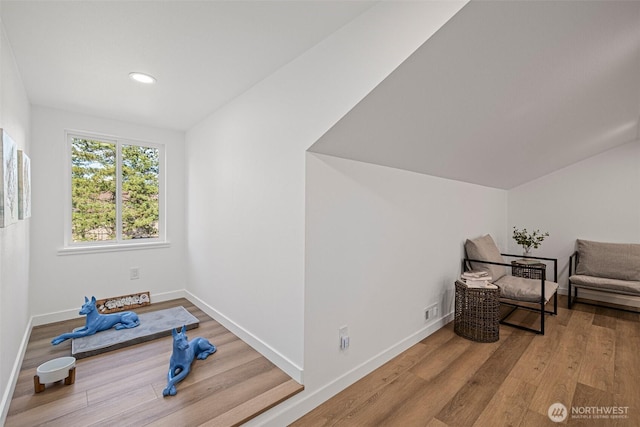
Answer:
[183,290,304,384]
[31,306,81,326]
[150,289,188,303]
[31,289,187,326]
[243,311,455,427]
[0,317,33,426]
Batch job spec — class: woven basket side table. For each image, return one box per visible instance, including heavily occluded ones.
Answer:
[454,280,500,343]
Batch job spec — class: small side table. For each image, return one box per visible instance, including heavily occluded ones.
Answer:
[454,280,500,342]
[511,259,546,280]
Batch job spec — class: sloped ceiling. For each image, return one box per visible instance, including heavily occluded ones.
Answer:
[3,1,639,190]
[309,0,640,189]
[0,1,374,131]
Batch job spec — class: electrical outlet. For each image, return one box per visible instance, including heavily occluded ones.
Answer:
[130,267,140,280]
[341,335,350,350]
[339,325,349,350]
[425,303,438,321]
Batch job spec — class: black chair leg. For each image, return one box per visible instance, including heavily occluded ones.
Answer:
[568,282,572,309]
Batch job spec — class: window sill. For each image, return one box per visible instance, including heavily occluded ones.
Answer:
[58,241,171,256]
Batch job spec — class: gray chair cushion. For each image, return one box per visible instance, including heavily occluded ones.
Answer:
[569,274,640,296]
[465,234,507,281]
[495,275,558,303]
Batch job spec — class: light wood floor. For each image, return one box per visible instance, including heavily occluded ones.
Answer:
[294,295,640,426]
[6,298,303,427]
[8,296,640,426]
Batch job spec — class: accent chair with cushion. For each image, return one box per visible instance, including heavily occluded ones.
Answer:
[463,234,558,334]
[568,239,640,311]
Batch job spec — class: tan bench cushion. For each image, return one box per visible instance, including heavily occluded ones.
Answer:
[495,275,558,303]
[464,234,507,281]
[569,274,640,296]
[575,239,640,281]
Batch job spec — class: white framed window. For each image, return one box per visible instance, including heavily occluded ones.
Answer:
[61,131,167,253]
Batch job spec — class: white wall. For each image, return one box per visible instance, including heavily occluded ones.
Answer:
[186,0,468,389]
[304,153,506,388]
[29,106,186,318]
[0,19,31,422]
[508,140,640,298]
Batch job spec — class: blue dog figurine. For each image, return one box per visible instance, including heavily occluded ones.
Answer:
[51,296,140,345]
[163,325,217,396]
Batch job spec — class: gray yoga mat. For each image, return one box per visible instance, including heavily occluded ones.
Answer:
[71,306,199,359]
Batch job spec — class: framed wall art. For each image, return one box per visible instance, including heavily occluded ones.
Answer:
[18,149,31,219]
[0,129,19,227]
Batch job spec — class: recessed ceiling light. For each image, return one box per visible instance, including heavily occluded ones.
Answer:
[129,72,156,84]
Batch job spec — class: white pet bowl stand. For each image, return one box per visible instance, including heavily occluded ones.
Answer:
[34,356,76,393]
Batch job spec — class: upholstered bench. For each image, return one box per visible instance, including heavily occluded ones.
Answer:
[568,239,640,310]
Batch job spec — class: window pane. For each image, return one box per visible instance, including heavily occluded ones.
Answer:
[71,138,116,242]
[121,144,159,240]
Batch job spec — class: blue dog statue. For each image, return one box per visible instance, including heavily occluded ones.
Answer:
[163,325,217,396]
[51,296,140,345]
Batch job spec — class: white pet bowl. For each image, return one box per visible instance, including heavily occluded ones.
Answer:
[36,357,76,384]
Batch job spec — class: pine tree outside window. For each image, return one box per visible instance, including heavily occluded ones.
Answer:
[66,132,165,249]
